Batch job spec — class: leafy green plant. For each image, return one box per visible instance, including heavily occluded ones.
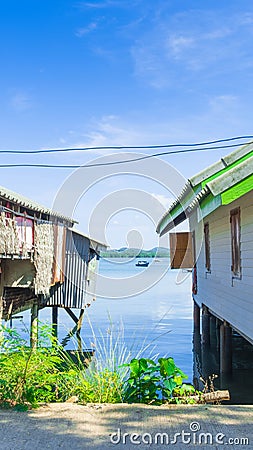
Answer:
[0,319,202,408]
[0,323,80,408]
[121,357,199,404]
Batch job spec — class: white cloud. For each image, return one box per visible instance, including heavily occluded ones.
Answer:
[78,115,145,152]
[151,193,173,209]
[75,1,135,10]
[75,22,98,37]
[10,92,32,112]
[131,9,253,87]
[204,27,232,40]
[167,36,195,57]
[209,95,238,110]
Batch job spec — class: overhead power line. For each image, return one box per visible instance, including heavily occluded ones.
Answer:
[0,135,252,154]
[0,137,252,169]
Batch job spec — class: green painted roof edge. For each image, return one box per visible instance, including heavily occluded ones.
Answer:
[202,148,253,188]
[157,141,253,235]
[189,141,253,189]
[156,183,201,233]
[199,193,222,219]
[221,173,253,205]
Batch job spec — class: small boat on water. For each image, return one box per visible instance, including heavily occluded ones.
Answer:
[135,260,149,267]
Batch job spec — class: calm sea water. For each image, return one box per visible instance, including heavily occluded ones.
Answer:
[10,257,194,380]
[7,257,253,403]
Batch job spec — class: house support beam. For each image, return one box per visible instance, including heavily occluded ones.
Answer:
[30,300,39,349]
[220,321,232,374]
[52,306,58,340]
[202,305,210,346]
[210,314,217,348]
[216,318,221,350]
[0,262,4,330]
[65,307,78,324]
[61,308,85,351]
[192,327,202,390]
[0,285,3,330]
[76,309,85,352]
[193,300,200,332]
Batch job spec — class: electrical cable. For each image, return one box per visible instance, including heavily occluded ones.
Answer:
[0,141,252,168]
[0,135,252,154]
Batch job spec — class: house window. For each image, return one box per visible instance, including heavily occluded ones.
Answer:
[204,223,211,272]
[230,208,241,277]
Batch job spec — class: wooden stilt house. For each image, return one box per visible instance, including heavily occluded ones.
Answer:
[0,185,106,345]
[156,142,253,374]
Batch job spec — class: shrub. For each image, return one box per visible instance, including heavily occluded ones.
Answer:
[0,324,80,408]
[121,357,198,404]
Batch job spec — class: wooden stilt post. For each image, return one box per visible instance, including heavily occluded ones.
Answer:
[52,306,58,341]
[216,318,221,351]
[210,314,217,348]
[30,300,39,349]
[77,309,85,352]
[202,305,210,346]
[193,300,200,332]
[0,289,3,330]
[0,262,4,332]
[193,328,202,390]
[220,321,232,374]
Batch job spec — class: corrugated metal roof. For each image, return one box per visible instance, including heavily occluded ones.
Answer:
[222,141,253,166]
[189,141,253,187]
[190,159,226,187]
[207,155,253,197]
[0,184,77,224]
[157,142,253,235]
[70,228,107,250]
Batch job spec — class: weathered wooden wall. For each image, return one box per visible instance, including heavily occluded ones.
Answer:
[2,287,36,319]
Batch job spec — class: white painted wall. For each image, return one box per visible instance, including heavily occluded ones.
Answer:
[191,190,253,344]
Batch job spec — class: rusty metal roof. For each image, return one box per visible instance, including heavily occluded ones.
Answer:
[0,184,77,224]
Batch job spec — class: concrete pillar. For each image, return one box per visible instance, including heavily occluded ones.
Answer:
[193,300,200,333]
[202,305,210,346]
[30,301,39,349]
[220,321,232,374]
[52,306,58,341]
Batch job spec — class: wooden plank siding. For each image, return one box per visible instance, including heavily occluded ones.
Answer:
[191,189,253,344]
[169,232,194,269]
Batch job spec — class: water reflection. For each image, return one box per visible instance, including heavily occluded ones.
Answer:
[193,326,253,404]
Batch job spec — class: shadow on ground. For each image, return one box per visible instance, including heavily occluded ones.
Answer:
[0,403,252,449]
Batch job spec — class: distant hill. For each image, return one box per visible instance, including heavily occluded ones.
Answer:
[100,247,170,258]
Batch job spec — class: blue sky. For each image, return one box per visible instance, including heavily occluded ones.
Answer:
[1,0,253,248]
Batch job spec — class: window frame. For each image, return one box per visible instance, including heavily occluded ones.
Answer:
[204,222,211,273]
[230,207,241,278]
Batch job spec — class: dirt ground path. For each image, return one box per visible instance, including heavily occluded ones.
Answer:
[0,403,252,449]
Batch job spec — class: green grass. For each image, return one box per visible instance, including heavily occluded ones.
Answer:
[0,318,201,408]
